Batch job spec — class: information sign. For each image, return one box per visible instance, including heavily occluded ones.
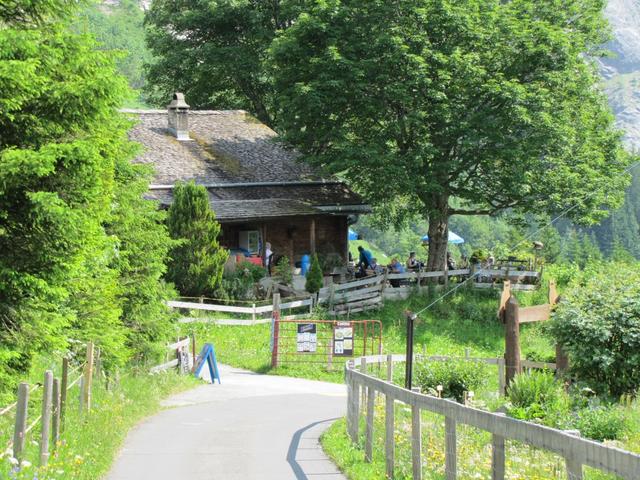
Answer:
[333,321,354,357]
[296,323,317,353]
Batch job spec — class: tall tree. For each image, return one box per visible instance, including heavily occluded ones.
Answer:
[144,0,302,126]
[0,0,130,390]
[270,0,632,270]
[166,182,228,297]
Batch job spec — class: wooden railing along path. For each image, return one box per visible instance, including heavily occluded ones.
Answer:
[345,354,640,480]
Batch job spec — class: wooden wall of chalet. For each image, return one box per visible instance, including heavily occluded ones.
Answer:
[220,215,348,265]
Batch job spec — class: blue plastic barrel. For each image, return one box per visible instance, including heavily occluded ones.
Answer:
[301,254,311,276]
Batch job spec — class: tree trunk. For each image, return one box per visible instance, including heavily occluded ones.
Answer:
[425,193,450,272]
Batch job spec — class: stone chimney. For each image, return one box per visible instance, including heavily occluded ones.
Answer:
[167,92,190,140]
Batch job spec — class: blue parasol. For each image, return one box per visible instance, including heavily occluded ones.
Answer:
[421,231,465,244]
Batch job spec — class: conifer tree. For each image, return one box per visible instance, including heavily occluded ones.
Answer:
[166,182,228,297]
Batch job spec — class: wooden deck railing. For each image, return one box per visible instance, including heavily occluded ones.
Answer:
[345,354,640,480]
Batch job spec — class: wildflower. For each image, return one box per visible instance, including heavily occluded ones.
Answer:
[21,459,31,468]
[9,457,19,466]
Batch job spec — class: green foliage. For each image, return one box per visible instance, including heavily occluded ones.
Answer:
[548,262,640,398]
[76,0,151,104]
[273,256,292,286]
[166,182,228,297]
[305,254,323,294]
[144,0,302,124]
[271,0,631,269]
[507,370,570,427]
[107,157,178,364]
[0,4,136,393]
[414,359,487,403]
[575,405,627,441]
[215,262,265,301]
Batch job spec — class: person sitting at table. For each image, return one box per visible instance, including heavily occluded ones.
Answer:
[447,251,456,270]
[406,251,421,271]
[367,257,384,276]
[356,245,373,277]
[389,258,405,287]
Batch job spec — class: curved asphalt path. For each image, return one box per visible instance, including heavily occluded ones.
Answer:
[106,365,347,480]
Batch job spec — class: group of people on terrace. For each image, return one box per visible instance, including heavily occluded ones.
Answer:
[355,245,460,280]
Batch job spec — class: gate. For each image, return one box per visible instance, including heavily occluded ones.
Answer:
[271,319,382,368]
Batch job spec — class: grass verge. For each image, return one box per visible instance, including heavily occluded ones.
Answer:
[0,369,197,479]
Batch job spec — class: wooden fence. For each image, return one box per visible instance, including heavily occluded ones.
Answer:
[345,354,640,480]
[0,343,97,466]
[167,265,543,320]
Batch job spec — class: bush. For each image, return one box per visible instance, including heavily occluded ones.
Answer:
[273,256,292,286]
[547,262,640,398]
[238,261,267,283]
[507,370,570,427]
[575,405,626,441]
[306,254,324,294]
[414,359,487,402]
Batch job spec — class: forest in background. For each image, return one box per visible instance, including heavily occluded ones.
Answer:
[81,0,640,261]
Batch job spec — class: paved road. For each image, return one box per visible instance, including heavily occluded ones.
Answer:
[106,365,348,480]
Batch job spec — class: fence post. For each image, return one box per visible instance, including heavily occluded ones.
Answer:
[411,387,422,480]
[60,357,69,430]
[252,303,256,322]
[271,293,281,368]
[12,383,29,461]
[386,353,393,382]
[565,430,583,480]
[40,370,53,466]
[52,378,61,449]
[556,344,569,377]
[385,388,395,479]
[327,339,333,371]
[365,384,375,463]
[497,357,506,396]
[78,376,84,414]
[83,342,95,413]
[350,377,360,443]
[360,357,367,413]
[491,413,506,480]
[504,296,521,387]
[445,415,457,480]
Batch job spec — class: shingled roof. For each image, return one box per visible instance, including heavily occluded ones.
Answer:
[124,107,368,221]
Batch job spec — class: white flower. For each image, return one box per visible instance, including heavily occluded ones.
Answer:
[8,457,19,466]
[20,459,31,468]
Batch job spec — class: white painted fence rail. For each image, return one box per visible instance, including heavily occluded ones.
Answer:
[345,354,640,480]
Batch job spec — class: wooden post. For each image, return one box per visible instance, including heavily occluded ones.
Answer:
[60,357,69,430]
[83,342,94,413]
[565,430,583,480]
[252,303,256,322]
[385,388,395,479]
[548,279,558,305]
[310,218,316,255]
[271,293,281,368]
[556,344,569,377]
[40,370,53,466]
[504,296,521,387]
[497,280,511,320]
[346,377,355,442]
[78,376,84,414]
[12,383,29,460]
[365,385,375,463]
[350,377,360,443]
[360,357,367,413]
[327,339,333,371]
[411,387,422,480]
[491,413,506,480]
[445,416,457,480]
[52,378,61,448]
[497,357,506,396]
[385,353,394,478]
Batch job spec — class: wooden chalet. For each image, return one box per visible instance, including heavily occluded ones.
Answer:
[125,93,369,268]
